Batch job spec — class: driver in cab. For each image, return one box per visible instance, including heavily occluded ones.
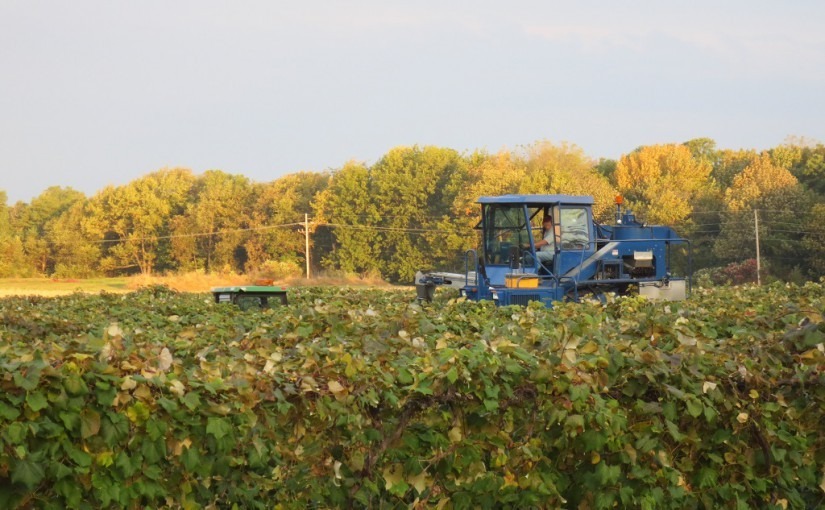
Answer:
[524,215,555,264]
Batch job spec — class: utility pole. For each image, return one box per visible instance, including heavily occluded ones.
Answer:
[754,209,761,285]
[305,213,311,280]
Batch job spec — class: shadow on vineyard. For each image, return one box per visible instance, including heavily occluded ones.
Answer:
[1,283,823,508]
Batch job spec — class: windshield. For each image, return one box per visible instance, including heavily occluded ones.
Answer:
[483,205,554,265]
[483,205,530,265]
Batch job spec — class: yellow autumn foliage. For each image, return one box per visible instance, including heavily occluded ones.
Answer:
[615,144,712,225]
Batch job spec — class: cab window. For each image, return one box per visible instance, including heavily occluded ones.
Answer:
[483,205,529,264]
[559,208,590,249]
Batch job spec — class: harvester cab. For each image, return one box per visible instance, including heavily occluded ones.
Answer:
[416,194,690,306]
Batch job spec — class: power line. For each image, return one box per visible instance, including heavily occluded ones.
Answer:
[766,229,819,235]
[685,209,818,216]
[92,219,477,245]
[322,222,475,236]
[71,205,825,251]
[333,213,457,220]
[761,220,816,226]
[92,222,305,244]
[672,222,727,227]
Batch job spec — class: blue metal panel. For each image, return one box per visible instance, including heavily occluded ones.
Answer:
[557,249,591,279]
[485,265,511,286]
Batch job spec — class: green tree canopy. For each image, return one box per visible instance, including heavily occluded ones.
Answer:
[10,187,86,274]
[245,171,330,272]
[87,168,195,275]
[683,137,718,167]
[771,139,825,196]
[802,203,825,276]
[0,191,26,277]
[371,145,468,281]
[316,146,469,282]
[314,161,381,277]
[713,154,811,278]
[48,200,100,278]
[711,149,758,190]
[0,191,10,237]
[171,170,251,273]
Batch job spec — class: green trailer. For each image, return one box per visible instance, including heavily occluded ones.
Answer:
[211,286,288,309]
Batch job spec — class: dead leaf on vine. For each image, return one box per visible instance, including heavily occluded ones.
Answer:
[383,464,404,490]
[121,377,137,391]
[328,380,345,394]
[106,323,123,338]
[408,470,430,494]
[301,377,318,392]
[158,348,173,372]
[169,379,185,397]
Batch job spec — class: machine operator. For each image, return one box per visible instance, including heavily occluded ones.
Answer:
[524,215,555,265]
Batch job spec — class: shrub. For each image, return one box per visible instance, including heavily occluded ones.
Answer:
[1,284,823,508]
[251,259,304,281]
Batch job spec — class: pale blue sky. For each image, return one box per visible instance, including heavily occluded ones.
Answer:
[2,1,824,203]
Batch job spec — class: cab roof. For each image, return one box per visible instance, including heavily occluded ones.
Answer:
[477,194,594,206]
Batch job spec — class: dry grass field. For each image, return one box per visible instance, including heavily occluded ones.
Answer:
[0,272,393,297]
[0,278,130,297]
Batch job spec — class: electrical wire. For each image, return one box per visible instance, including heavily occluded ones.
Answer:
[322,222,475,236]
[84,207,823,247]
[91,219,477,244]
[92,222,305,244]
[766,229,819,235]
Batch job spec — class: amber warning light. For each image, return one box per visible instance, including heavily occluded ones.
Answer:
[615,195,624,205]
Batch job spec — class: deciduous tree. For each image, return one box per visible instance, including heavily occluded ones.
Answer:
[245,172,329,272]
[614,144,712,225]
[171,170,251,272]
[49,200,100,278]
[712,149,758,190]
[802,203,825,277]
[12,187,86,274]
[519,141,616,221]
[713,154,811,279]
[369,146,468,281]
[0,191,27,276]
[87,169,194,275]
[313,161,381,277]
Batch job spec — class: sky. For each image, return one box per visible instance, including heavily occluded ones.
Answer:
[1,1,824,204]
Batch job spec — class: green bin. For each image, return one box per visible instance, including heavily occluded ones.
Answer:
[211,286,288,309]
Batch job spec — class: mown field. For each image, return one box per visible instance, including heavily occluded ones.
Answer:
[0,278,130,297]
[0,274,391,298]
[0,284,823,509]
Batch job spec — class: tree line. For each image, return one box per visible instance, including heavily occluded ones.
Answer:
[1,138,823,283]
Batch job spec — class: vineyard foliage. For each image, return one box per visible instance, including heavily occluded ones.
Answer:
[1,284,824,509]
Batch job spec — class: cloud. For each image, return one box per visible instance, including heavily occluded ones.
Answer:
[521,20,825,81]
[523,24,645,51]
